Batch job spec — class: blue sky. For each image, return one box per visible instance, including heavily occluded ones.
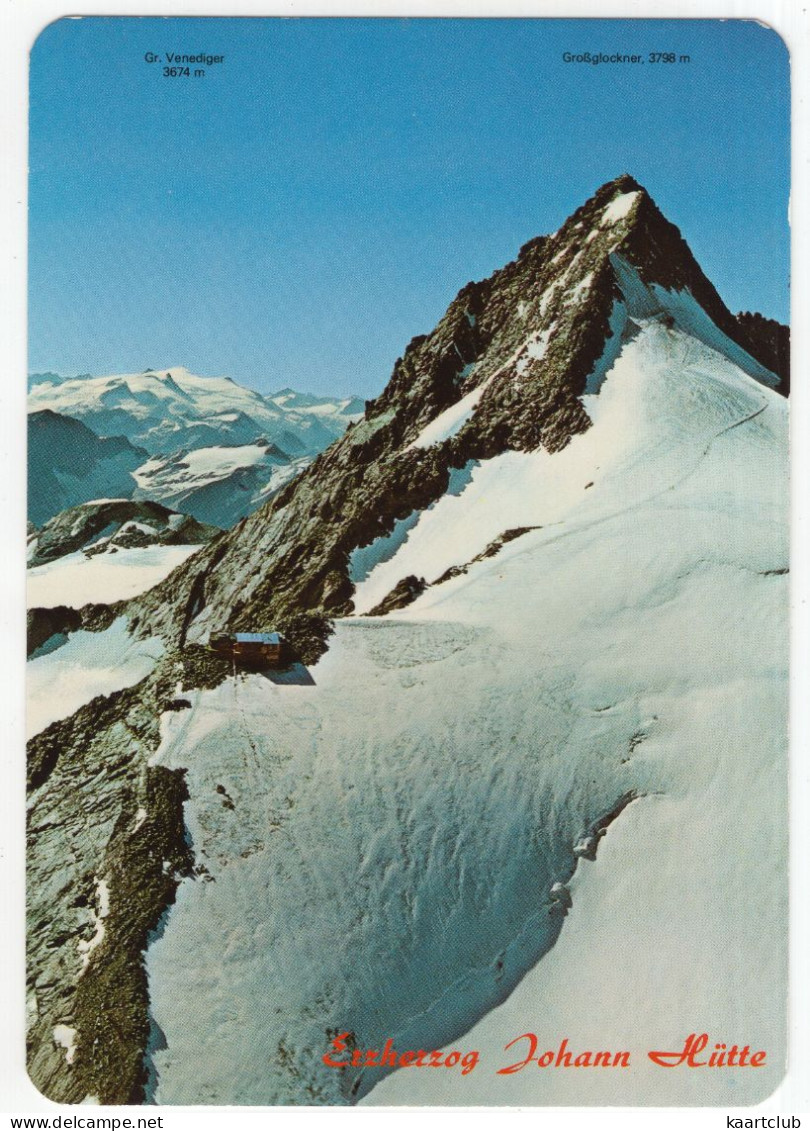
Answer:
[29,17,790,398]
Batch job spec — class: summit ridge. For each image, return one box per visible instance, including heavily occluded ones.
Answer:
[131,175,788,655]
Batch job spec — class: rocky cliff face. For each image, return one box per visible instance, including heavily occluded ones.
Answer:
[28,367,364,460]
[131,174,787,655]
[735,309,790,394]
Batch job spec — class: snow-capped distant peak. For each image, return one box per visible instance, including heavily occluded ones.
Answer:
[27,365,362,466]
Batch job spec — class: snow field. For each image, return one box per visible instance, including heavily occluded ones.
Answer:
[406,383,490,450]
[77,877,112,972]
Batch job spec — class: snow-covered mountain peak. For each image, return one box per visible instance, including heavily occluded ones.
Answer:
[600,187,642,226]
[389,173,783,454]
[28,497,217,569]
[132,175,788,657]
[134,306,788,1108]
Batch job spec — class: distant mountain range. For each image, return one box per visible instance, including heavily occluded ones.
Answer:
[28,410,148,527]
[28,367,365,456]
[28,369,363,527]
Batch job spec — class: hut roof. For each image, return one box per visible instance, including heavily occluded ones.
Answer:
[234,632,282,645]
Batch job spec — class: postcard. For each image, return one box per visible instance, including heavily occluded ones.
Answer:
[25,15,790,1108]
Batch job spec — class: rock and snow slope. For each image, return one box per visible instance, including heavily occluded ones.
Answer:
[29,498,217,567]
[27,499,216,609]
[144,320,787,1105]
[350,318,777,614]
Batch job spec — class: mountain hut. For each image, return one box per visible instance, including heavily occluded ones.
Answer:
[209,631,286,669]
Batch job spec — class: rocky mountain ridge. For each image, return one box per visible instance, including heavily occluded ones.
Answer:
[29,373,363,529]
[132,174,788,653]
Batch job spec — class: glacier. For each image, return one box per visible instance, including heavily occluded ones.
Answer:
[141,318,787,1105]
